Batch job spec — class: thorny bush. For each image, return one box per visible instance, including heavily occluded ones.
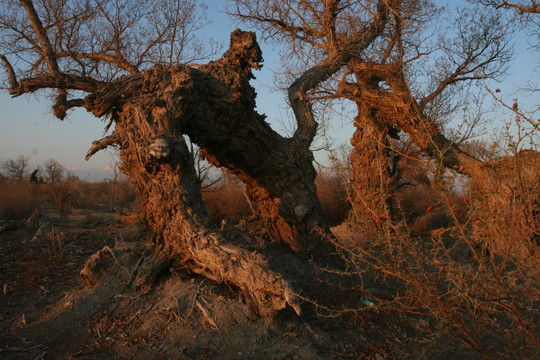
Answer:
[325,140,539,358]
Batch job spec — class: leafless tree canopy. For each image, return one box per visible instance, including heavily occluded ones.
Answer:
[43,158,65,183]
[478,0,540,14]
[229,0,515,225]
[1,155,30,180]
[0,0,212,117]
[230,0,512,126]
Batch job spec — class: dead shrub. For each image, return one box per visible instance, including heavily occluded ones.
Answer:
[85,178,138,212]
[329,202,539,358]
[37,227,65,263]
[316,170,350,226]
[74,182,100,210]
[202,175,252,226]
[321,147,539,358]
[395,183,469,233]
[45,175,83,217]
[469,149,540,269]
[0,179,40,219]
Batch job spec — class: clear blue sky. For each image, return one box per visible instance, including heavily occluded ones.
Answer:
[0,1,538,181]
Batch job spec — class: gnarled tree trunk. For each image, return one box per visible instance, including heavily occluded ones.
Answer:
[341,61,538,264]
[349,111,394,231]
[82,30,345,316]
[104,81,301,317]
[87,31,338,266]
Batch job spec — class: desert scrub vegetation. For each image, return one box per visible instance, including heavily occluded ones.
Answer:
[0,156,39,219]
[333,220,539,358]
[200,169,351,228]
[0,157,139,220]
[201,172,253,226]
[316,169,351,226]
[320,126,540,358]
[1,157,347,228]
[44,175,84,218]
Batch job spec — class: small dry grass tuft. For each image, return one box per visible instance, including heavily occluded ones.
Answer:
[36,226,65,263]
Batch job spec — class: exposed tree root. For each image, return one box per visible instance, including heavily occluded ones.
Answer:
[80,231,302,318]
[132,250,170,289]
[173,230,302,317]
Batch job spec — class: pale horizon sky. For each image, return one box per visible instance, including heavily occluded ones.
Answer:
[0,1,538,181]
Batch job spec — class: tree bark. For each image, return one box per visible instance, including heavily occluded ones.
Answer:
[193,30,339,264]
[78,30,347,316]
[349,107,394,231]
[341,60,538,264]
[340,62,486,182]
[84,31,339,266]
[4,25,339,314]
[107,95,300,316]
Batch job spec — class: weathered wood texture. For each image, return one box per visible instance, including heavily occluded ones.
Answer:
[110,89,301,316]
[75,30,348,315]
[349,109,393,228]
[341,61,539,264]
[84,30,338,265]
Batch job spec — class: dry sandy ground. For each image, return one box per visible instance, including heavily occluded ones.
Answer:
[0,210,536,359]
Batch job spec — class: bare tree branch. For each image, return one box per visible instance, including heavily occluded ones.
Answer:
[478,0,540,14]
[58,51,140,75]
[20,0,61,76]
[85,134,120,160]
[1,0,212,106]
[289,0,393,145]
[8,73,106,96]
[0,55,18,88]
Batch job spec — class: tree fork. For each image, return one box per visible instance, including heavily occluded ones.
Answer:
[83,30,340,265]
[77,30,339,316]
[108,99,301,317]
[339,65,487,180]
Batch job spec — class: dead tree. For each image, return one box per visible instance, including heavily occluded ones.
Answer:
[230,0,510,209]
[1,2,295,316]
[230,0,538,264]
